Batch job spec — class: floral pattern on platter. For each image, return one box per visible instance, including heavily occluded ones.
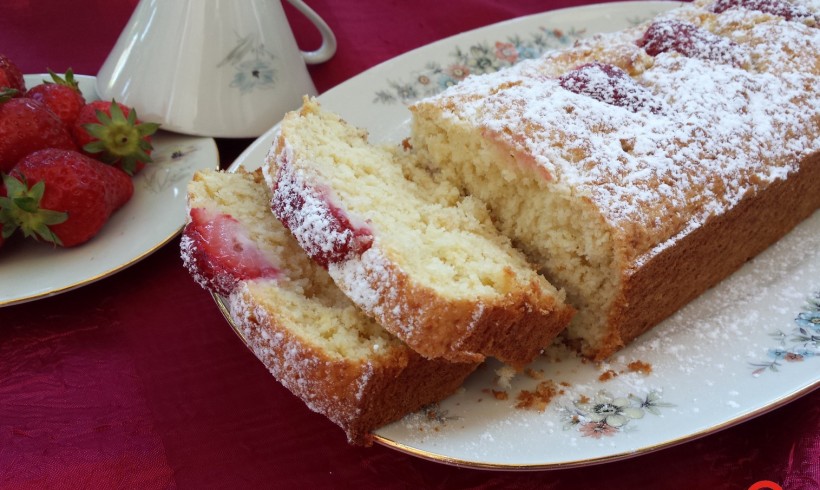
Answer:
[751,292,820,376]
[372,12,664,106]
[400,402,460,435]
[406,389,673,440]
[559,390,674,439]
[374,26,587,105]
[218,33,278,94]
[141,144,200,194]
[422,403,459,424]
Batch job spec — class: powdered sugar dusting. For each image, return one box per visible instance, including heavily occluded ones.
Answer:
[227,286,366,430]
[711,0,819,22]
[330,247,434,343]
[270,148,373,268]
[559,62,664,113]
[700,6,820,72]
[637,19,750,67]
[329,247,394,318]
[421,13,819,261]
[179,232,207,288]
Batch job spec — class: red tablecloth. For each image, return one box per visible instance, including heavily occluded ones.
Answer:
[1,1,818,488]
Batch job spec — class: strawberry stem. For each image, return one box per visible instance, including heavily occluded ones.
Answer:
[45,68,81,93]
[0,173,68,246]
[82,100,160,175]
[0,88,19,103]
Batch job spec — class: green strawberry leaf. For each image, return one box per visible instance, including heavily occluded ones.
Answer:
[138,122,161,137]
[46,68,80,91]
[0,88,19,103]
[0,173,68,246]
[81,100,160,174]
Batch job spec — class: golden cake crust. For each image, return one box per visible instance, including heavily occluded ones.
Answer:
[230,283,477,445]
[598,152,820,358]
[332,246,574,367]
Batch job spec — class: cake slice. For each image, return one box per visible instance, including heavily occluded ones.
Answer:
[265,98,575,368]
[180,169,478,445]
[409,0,820,359]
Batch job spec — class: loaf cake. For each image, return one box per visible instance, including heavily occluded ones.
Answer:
[409,0,820,359]
[180,169,478,445]
[265,98,575,368]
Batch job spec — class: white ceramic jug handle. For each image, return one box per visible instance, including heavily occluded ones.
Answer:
[285,0,337,64]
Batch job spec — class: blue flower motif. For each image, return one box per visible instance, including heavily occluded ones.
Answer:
[767,348,790,360]
[437,75,458,90]
[230,60,276,94]
[517,45,540,60]
[795,311,820,332]
[752,292,820,376]
[793,348,818,358]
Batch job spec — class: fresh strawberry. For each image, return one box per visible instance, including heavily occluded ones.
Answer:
[26,69,86,127]
[72,100,160,175]
[0,90,78,173]
[0,179,10,248]
[181,207,280,296]
[1,149,133,247]
[0,54,25,94]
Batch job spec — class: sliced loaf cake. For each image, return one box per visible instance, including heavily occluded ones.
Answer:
[266,98,575,368]
[180,169,478,444]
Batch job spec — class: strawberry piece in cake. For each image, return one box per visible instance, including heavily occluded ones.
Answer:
[711,0,818,22]
[181,206,281,296]
[637,19,748,67]
[558,62,664,114]
[272,159,373,268]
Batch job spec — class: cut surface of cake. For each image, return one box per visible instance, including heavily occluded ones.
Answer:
[266,98,575,368]
[409,0,819,359]
[180,169,478,445]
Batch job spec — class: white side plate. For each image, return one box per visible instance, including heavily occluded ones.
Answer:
[0,75,219,306]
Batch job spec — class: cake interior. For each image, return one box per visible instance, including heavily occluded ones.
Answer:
[409,116,619,353]
[280,103,565,303]
[188,169,402,360]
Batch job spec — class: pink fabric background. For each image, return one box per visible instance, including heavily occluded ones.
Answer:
[0,1,818,488]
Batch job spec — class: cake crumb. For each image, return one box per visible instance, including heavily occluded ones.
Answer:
[495,365,517,389]
[598,369,618,382]
[483,388,509,400]
[525,368,545,380]
[515,380,558,412]
[626,360,653,375]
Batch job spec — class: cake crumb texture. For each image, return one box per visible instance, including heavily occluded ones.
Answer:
[410,0,819,358]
